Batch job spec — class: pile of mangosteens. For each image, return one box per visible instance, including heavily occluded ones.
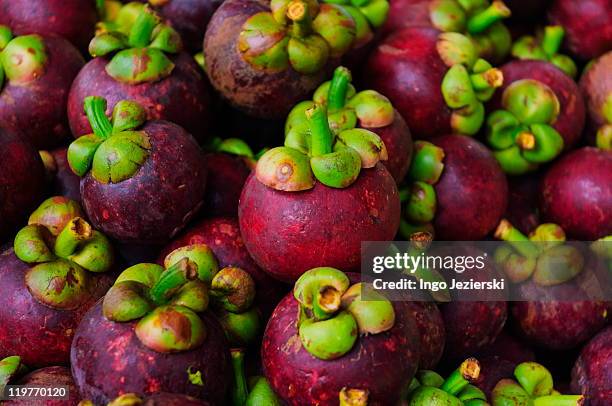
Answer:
[0,1,609,405]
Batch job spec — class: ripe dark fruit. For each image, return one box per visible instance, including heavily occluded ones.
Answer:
[262,269,421,405]
[0,128,46,242]
[404,301,445,369]
[240,104,400,281]
[41,148,81,203]
[504,174,540,235]
[364,27,503,140]
[486,60,585,175]
[3,365,80,406]
[571,327,612,406]
[0,28,84,149]
[548,0,612,60]
[204,0,390,118]
[579,51,612,148]
[0,0,97,52]
[68,8,210,142]
[539,147,612,240]
[69,96,207,244]
[0,197,115,366]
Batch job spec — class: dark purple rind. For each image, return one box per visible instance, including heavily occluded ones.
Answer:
[202,153,251,218]
[68,53,211,143]
[81,120,207,245]
[579,51,612,142]
[0,249,114,367]
[0,36,84,149]
[404,301,445,369]
[369,109,413,183]
[504,174,541,236]
[381,0,431,36]
[50,148,81,203]
[71,301,230,405]
[571,327,612,406]
[142,392,211,405]
[239,163,401,282]
[4,366,79,406]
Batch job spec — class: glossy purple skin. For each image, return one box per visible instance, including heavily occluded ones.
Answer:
[68,54,211,143]
[404,301,445,369]
[364,27,452,140]
[0,36,84,149]
[0,249,114,367]
[0,129,46,242]
[49,148,81,203]
[262,273,421,406]
[4,366,79,406]
[239,163,401,282]
[0,0,97,52]
[490,60,586,150]
[81,120,207,245]
[70,302,231,405]
[571,327,612,406]
[548,0,612,60]
[579,51,612,141]
[539,147,612,240]
[369,109,413,183]
[511,281,609,350]
[159,217,288,317]
[431,134,509,241]
[202,153,251,218]
[204,0,336,119]
[382,0,431,36]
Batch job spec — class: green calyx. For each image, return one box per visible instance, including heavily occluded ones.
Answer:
[89,6,180,84]
[97,1,145,35]
[512,26,578,78]
[68,96,151,184]
[294,267,395,360]
[231,349,283,406]
[13,198,114,309]
[0,26,48,90]
[164,244,220,284]
[258,99,387,191]
[492,362,584,406]
[339,388,369,406]
[493,219,584,285]
[0,356,28,394]
[486,79,564,174]
[439,48,504,135]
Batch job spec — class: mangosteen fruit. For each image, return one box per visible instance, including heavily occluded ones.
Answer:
[548,0,612,60]
[539,147,611,240]
[0,0,98,52]
[40,148,82,203]
[262,268,421,405]
[364,27,504,140]
[71,255,232,404]
[0,197,115,366]
[404,301,445,370]
[67,96,207,244]
[286,66,413,182]
[579,51,612,148]
[485,59,585,175]
[68,7,211,142]
[0,27,84,149]
[83,392,211,405]
[231,348,282,406]
[571,327,612,406]
[204,0,390,118]
[504,174,541,236]
[239,103,400,282]
[0,128,46,242]
[383,0,513,63]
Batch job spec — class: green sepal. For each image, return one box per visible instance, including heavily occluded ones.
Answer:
[340,283,395,335]
[111,100,147,133]
[217,307,262,346]
[436,32,478,68]
[336,128,387,168]
[491,379,531,406]
[466,0,511,35]
[14,225,56,264]
[91,130,151,184]
[596,124,612,151]
[135,305,206,353]
[511,26,577,78]
[409,386,463,406]
[238,12,290,72]
[533,245,583,287]
[451,100,485,135]
[312,4,356,57]
[313,80,356,106]
[486,110,523,150]
[285,101,315,153]
[128,6,160,48]
[502,79,560,125]
[471,21,512,63]
[346,90,394,128]
[25,259,90,310]
[217,138,255,158]
[429,0,467,33]
[103,280,154,322]
[408,141,445,184]
[67,230,115,273]
[150,25,182,53]
[88,31,128,57]
[294,267,350,320]
[287,35,330,74]
[515,361,553,396]
[338,5,373,47]
[405,181,437,224]
[106,48,175,84]
[0,356,27,394]
[310,147,362,188]
[0,25,13,50]
[442,64,477,109]
[67,134,105,177]
[356,0,389,28]
[493,146,538,175]
[210,267,256,313]
[519,124,564,163]
[416,370,445,388]
[170,280,210,313]
[0,34,47,84]
[53,217,93,258]
[457,384,487,403]
[247,376,283,406]
[115,263,164,288]
[28,197,84,236]
[299,310,358,360]
[163,244,220,285]
[256,146,315,191]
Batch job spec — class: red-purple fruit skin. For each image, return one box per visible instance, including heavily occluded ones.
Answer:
[0,129,46,242]
[504,174,541,235]
[511,281,609,350]
[571,327,612,406]
[262,273,421,406]
[70,301,231,405]
[50,148,81,203]
[363,27,452,140]
[81,121,207,245]
[381,0,431,36]
[539,147,612,240]
[490,60,586,150]
[0,36,84,149]
[204,0,336,119]
[404,301,445,369]
[579,51,612,142]
[202,153,251,218]
[0,249,114,367]
[370,110,413,183]
[140,393,211,406]
[159,217,288,317]
[0,0,97,52]
[68,54,211,143]
[239,163,400,282]
[4,366,80,406]
[430,134,509,241]
[548,0,612,60]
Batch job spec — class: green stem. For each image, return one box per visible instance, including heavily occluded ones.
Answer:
[54,217,93,258]
[466,0,511,34]
[149,258,198,305]
[533,395,585,406]
[541,26,564,58]
[287,0,311,38]
[307,104,334,157]
[440,358,480,396]
[83,96,113,139]
[328,67,352,112]
[494,219,540,258]
[128,7,158,48]
[231,348,249,406]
